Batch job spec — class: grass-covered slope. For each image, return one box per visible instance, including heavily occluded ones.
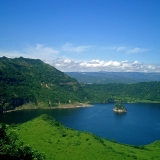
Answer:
[12,114,160,160]
[0,57,88,111]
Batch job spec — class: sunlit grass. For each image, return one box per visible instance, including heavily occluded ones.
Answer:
[11,114,160,160]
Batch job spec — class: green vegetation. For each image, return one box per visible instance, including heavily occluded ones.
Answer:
[113,104,127,112]
[5,114,160,160]
[0,123,45,159]
[1,57,160,159]
[83,82,160,103]
[0,57,88,111]
[1,57,160,112]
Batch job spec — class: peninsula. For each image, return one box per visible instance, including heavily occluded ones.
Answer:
[113,104,127,113]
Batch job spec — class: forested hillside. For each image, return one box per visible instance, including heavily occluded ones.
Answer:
[1,57,160,112]
[84,82,160,103]
[0,57,88,111]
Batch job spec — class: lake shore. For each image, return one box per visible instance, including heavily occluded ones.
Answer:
[3,100,160,113]
[113,108,127,113]
[3,102,92,113]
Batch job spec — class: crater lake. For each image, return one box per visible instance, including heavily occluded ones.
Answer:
[0,103,160,146]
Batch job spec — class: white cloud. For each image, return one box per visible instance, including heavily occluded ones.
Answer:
[0,50,23,58]
[102,45,148,54]
[116,47,127,51]
[62,43,92,52]
[51,59,160,72]
[104,61,121,67]
[0,44,59,61]
[25,44,59,58]
[79,60,121,68]
[0,43,157,72]
[133,61,139,64]
[64,59,72,63]
[126,47,148,54]
[0,43,93,60]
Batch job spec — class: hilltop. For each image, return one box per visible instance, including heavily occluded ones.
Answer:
[7,114,160,160]
[0,57,88,112]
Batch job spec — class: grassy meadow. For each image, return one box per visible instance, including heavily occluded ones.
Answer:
[8,114,160,160]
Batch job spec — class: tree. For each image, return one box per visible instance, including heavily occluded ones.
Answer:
[0,123,45,160]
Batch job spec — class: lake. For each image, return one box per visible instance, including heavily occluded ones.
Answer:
[0,103,160,146]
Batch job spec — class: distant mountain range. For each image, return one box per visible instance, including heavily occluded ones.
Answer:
[65,72,160,84]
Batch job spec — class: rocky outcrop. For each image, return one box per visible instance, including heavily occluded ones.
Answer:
[113,104,127,113]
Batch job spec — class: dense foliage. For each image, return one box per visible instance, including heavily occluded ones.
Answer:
[0,57,88,111]
[83,82,160,103]
[0,123,45,159]
[113,104,127,112]
[12,114,160,160]
[1,57,160,112]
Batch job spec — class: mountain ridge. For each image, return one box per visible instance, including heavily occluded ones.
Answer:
[0,57,88,112]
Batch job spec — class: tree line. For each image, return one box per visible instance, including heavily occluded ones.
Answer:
[83,82,160,103]
[1,57,160,112]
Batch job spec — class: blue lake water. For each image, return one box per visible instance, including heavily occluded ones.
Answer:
[0,103,160,146]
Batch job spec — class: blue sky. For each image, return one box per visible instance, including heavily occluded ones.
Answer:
[1,0,160,72]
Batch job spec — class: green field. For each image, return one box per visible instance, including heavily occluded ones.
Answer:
[7,114,160,160]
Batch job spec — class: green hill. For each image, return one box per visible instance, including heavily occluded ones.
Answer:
[7,114,160,160]
[0,57,88,112]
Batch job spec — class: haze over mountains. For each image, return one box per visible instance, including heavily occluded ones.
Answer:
[66,72,160,84]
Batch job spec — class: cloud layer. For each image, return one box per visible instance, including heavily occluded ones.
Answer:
[52,59,160,72]
[104,46,148,54]
[62,43,92,52]
[0,43,158,72]
[0,44,59,60]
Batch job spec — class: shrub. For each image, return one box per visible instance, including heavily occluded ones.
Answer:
[0,123,45,160]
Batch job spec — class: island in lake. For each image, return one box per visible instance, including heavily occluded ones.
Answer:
[113,104,127,113]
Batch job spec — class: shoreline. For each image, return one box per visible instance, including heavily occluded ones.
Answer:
[3,100,160,113]
[113,109,127,113]
[3,103,93,113]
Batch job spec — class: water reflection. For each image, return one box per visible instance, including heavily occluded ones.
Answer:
[113,112,127,116]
